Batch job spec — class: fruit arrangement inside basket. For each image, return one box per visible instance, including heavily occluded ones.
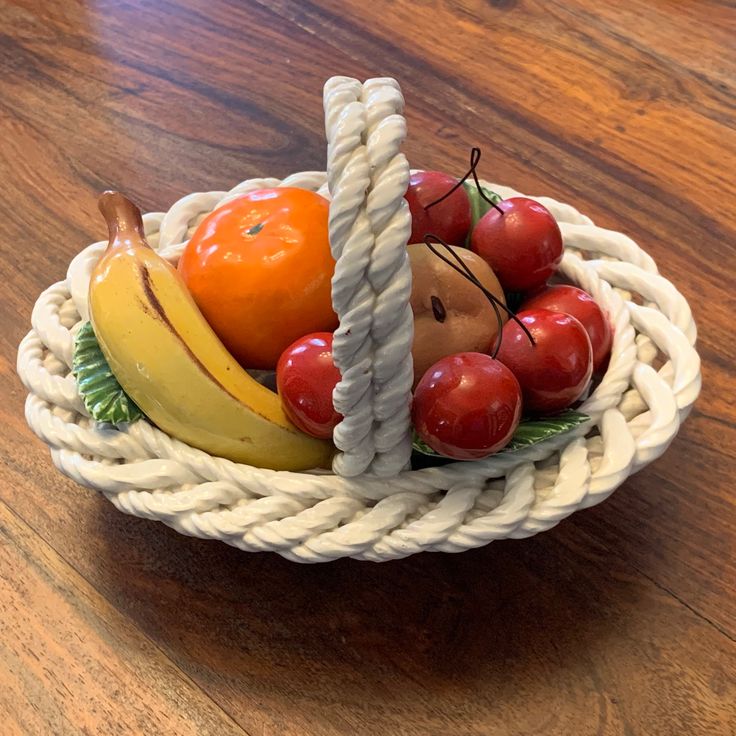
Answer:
[77,146,611,475]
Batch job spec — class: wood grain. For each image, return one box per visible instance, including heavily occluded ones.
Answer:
[1,0,735,733]
[0,502,247,736]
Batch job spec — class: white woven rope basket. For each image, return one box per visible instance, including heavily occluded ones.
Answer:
[16,77,701,562]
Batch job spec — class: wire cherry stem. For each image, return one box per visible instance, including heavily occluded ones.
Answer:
[424,147,504,215]
[422,234,535,358]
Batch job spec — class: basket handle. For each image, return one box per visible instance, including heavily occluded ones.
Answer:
[323,76,414,477]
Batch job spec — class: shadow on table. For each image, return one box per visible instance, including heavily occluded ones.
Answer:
[92,488,644,717]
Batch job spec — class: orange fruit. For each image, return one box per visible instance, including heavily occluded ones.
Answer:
[179,188,337,369]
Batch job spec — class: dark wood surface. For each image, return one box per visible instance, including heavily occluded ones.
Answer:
[1,1,734,734]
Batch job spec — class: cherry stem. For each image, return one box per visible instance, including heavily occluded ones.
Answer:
[423,234,536,357]
[424,147,504,215]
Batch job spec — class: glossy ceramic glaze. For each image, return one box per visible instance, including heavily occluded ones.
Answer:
[521,284,613,373]
[277,332,342,439]
[179,187,337,369]
[496,308,593,413]
[412,352,523,459]
[471,197,564,292]
[405,170,472,247]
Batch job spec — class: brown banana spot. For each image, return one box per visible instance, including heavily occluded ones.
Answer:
[135,264,312,437]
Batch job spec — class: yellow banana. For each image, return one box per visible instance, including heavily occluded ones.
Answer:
[88,191,333,471]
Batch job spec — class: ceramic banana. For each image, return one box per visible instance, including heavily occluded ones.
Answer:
[88,191,333,471]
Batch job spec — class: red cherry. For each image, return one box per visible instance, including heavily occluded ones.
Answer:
[521,284,612,373]
[276,333,342,439]
[412,353,522,460]
[470,197,563,292]
[496,309,592,413]
[405,171,472,246]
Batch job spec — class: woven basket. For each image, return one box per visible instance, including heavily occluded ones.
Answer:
[17,77,701,562]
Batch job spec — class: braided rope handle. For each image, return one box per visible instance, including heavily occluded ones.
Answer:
[323,77,414,477]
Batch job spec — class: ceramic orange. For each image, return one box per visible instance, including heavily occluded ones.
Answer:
[179,187,338,369]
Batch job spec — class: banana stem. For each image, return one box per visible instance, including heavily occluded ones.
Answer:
[98,191,148,250]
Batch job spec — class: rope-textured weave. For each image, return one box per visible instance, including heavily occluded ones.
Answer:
[323,77,414,477]
[16,168,700,561]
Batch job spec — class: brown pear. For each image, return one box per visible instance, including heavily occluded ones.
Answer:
[408,243,507,387]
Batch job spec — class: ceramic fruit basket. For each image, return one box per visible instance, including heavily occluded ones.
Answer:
[17,77,701,562]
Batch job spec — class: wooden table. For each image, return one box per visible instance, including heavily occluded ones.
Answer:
[1,1,734,734]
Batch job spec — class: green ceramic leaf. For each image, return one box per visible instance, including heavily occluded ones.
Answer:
[412,410,590,462]
[463,181,503,246]
[502,410,590,452]
[412,435,439,457]
[72,322,143,425]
